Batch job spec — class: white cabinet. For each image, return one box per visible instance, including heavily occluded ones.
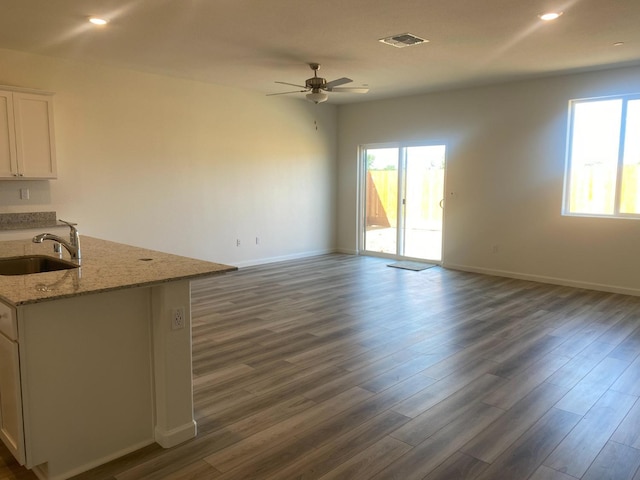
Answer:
[0,88,57,179]
[0,303,25,465]
[0,280,197,479]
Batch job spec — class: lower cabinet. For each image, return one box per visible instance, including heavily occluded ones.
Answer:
[0,281,196,479]
[0,329,25,465]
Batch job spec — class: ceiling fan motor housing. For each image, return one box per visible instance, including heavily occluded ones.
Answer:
[306,63,326,91]
[306,77,326,90]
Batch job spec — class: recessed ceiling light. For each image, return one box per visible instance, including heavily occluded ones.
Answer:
[89,17,108,26]
[539,12,563,21]
[614,42,625,47]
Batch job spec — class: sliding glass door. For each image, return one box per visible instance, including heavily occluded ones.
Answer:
[362,144,445,262]
[363,147,399,255]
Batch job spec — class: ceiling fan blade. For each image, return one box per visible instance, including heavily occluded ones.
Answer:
[266,90,307,96]
[325,77,352,90]
[330,87,369,94]
[275,81,308,89]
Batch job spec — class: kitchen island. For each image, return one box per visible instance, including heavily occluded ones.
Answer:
[0,236,236,480]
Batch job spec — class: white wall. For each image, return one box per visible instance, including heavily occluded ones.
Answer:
[4,45,640,292]
[0,48,338,266]
[338,65,640,294]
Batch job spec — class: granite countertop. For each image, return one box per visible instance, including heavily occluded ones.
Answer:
[0,236,237,306]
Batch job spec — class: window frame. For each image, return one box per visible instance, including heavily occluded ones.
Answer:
[563,93,640,219]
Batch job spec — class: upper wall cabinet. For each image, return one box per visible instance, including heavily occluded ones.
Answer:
[0,88,57,180]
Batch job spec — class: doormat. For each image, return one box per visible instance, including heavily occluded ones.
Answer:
[387,261,436,271]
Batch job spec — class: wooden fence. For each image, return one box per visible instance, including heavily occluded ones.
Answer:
[569,164,640,214]
[366,170,444,230]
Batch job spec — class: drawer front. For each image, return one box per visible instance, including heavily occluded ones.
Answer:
[0,302,17,341]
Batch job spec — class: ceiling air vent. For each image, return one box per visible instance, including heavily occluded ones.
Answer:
[379,33,428,48]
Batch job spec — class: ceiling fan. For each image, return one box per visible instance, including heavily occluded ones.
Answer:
[268,63,369,103]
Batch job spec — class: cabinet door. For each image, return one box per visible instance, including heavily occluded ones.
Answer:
[12,93,57,179]
[0,333,25,465]
[0,91,18,178]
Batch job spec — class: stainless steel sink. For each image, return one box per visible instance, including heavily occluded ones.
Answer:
[0,255,79,275]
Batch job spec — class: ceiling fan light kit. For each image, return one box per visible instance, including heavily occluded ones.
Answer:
[306,91,328,104]
[268,63,369,104]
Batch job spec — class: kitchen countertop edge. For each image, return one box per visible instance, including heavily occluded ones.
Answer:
[0,236,238,306]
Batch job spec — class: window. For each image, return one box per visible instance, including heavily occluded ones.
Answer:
[564,94,640,217]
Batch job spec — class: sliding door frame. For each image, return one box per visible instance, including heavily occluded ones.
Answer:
[357,141,447,263]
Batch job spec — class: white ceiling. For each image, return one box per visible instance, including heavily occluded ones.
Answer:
[1,0,640,104]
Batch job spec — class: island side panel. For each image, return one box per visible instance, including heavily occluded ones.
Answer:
[18,288,155,479]
[151,280,197,447]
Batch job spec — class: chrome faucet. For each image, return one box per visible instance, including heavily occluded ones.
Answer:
[33,219,81,261]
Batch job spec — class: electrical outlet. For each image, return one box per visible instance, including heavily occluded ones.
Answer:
[171,306,186,330]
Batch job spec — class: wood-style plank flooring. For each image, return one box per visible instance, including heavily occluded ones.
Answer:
[3,254,640,479]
